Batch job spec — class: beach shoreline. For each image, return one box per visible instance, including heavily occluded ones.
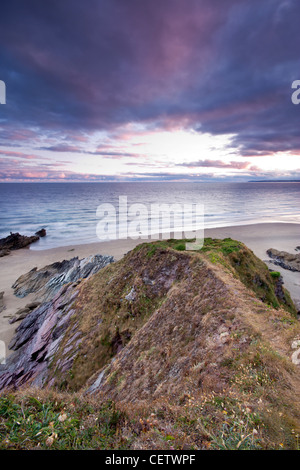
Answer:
[1,222,299,358]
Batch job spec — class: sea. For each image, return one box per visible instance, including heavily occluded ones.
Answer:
[0,182,299,250]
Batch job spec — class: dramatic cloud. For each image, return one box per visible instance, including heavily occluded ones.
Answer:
[177,160,251,170]
[0,0,299,181]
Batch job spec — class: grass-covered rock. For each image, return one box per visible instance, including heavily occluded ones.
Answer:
[0,238,299,450]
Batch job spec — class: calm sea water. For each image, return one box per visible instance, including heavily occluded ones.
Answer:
[0,182,299,250]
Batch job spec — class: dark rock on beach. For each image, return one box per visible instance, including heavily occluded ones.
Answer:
[267,248,300,272]
[0,292,5,314]
[35,228,46,237]
[0,232,40,257]
[0,249,10,258]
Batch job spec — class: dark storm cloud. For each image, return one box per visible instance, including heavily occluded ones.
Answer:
[0,0,299,157]
[0,0,228,127]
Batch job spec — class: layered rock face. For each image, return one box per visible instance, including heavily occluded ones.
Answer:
[1,239,300,451]
[267,248,300,272]
[0,292,5,314]
[0,253,114,389]
[0,284,80,389]
[12,254,114,303]
[0,239,298,399]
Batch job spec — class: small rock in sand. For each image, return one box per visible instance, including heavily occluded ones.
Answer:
[0,292,5,313]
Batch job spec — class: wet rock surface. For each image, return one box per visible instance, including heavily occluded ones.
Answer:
[0,232,40,257]
[35,228,46,237]
[267,248,300,272]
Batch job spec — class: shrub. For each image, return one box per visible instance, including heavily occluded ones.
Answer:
[270,271,281,279]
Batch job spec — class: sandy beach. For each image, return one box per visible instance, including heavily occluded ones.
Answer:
[1,222,299,357]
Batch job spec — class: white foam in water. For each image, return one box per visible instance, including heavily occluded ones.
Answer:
[0,182,299,250]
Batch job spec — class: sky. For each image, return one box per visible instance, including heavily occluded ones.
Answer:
[0,0,299,182]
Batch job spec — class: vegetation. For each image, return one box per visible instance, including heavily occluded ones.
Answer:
[0,392,129,450]
[270,271,281,279]
[0,238,299,450]
[1,384,299,450]
[162,237,297,315]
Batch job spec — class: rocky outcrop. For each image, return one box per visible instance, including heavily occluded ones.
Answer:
[0,283,80,390]
[0,248,10,257]
[12,254,114,303]
[0,253,114,389]
[0,239,298,395]
[8,302,41,324]
[1,239,300,451]
[0,232,40,257]
[0,292,5,314]
[272,273,285,301]
[35,228,46,237]
[267,248,300,272]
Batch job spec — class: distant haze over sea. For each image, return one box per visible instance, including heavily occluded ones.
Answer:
[0,182,299,250]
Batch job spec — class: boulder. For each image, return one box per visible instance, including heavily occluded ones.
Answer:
[267,248,300,272]
[0,232,40,256]
[35,228,46,237]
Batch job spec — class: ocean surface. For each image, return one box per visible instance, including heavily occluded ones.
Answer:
[0,182,299,250]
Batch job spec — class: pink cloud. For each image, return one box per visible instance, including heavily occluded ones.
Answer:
[0,149,48,160]
[177,159,252,170]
